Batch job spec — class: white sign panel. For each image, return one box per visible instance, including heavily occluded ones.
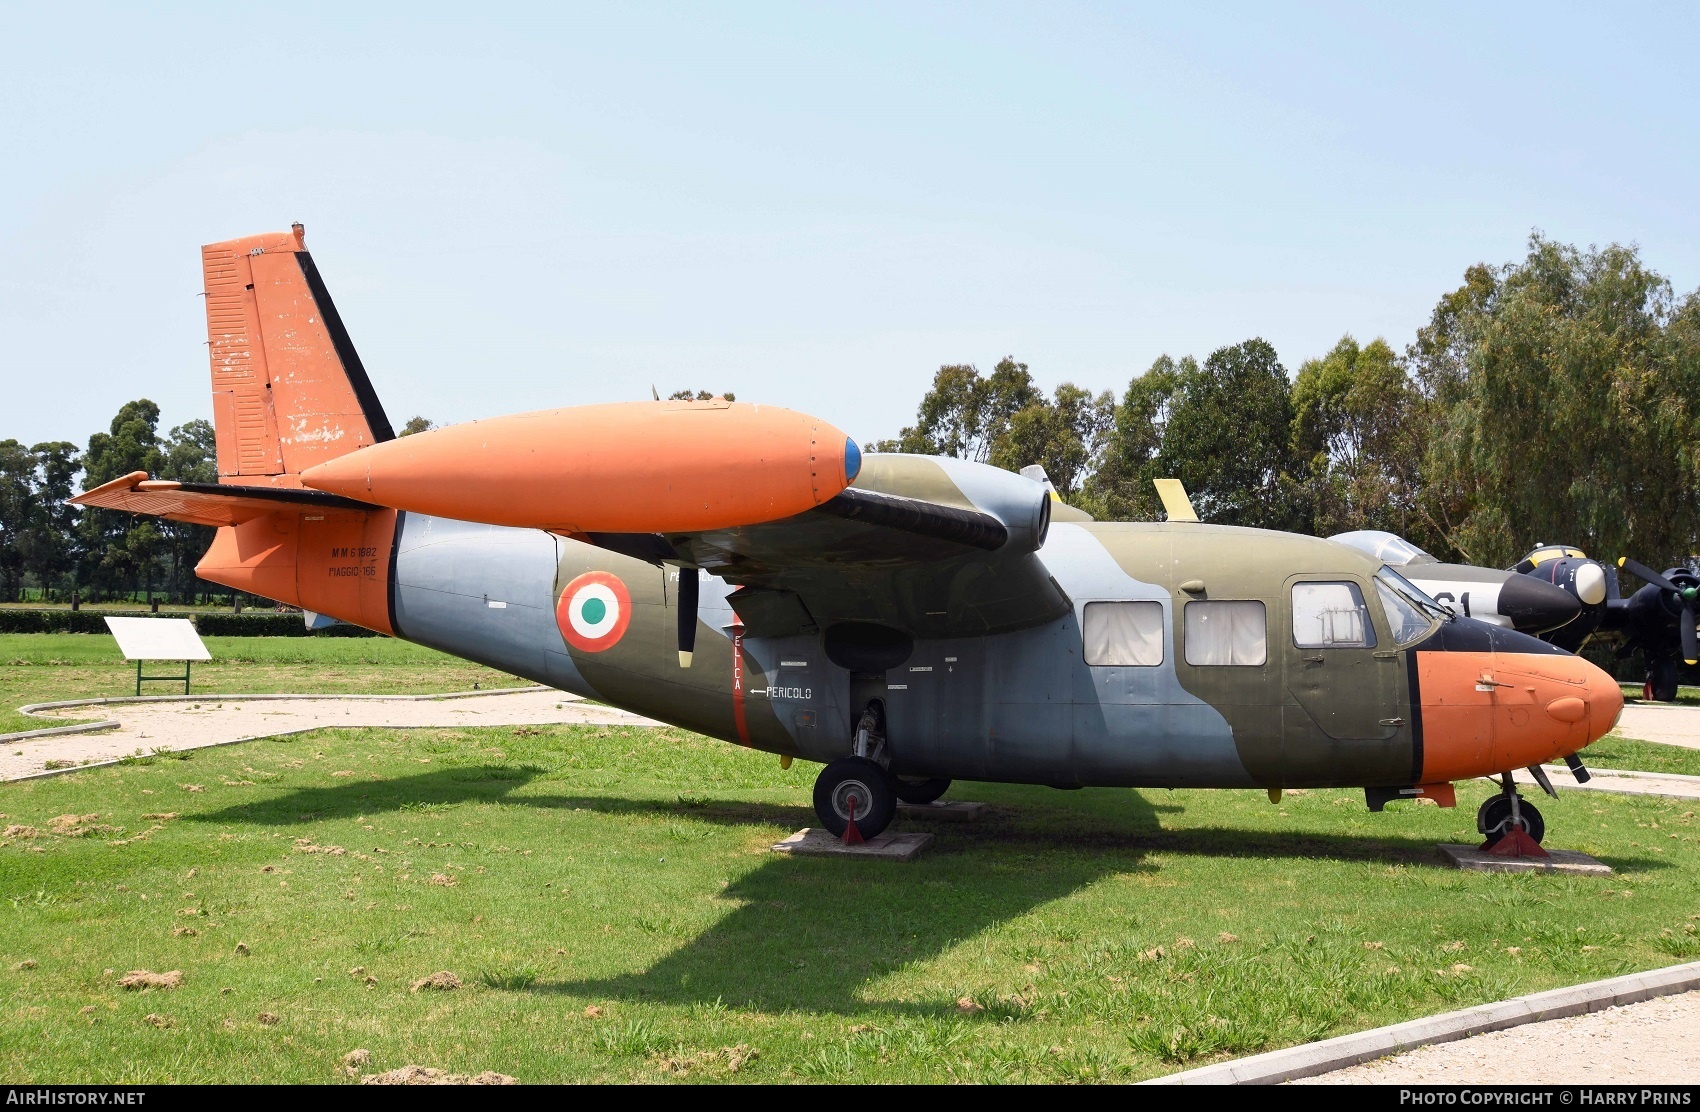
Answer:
[103,617,212,662]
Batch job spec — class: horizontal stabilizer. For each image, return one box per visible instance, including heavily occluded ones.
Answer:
[71,470,379,527]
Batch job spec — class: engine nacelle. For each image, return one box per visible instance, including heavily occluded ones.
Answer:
[301,399,859,534]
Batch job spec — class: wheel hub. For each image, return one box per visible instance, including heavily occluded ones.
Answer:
[831,778,875,821]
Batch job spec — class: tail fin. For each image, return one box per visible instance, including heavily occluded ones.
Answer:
[202,224,393,485]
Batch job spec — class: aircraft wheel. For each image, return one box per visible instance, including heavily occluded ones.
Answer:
[813,757,896,840]
[1477,794,1545,846]
[893,777,951,805]
[1650,659,1680,703]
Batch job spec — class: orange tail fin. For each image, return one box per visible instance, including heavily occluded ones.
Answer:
[203,224,393,485]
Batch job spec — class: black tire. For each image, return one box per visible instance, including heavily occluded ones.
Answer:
[893,777,951,805]
[1650,659,1680,703]
[1476,795,1545,845]
[813,757,896,840]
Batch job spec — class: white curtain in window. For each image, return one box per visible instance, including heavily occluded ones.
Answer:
[1185,600,1267,666]
[1291,582,1372,648]
[1083,601,1164,666]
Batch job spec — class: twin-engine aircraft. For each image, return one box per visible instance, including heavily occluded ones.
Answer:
[75,227,1623,848]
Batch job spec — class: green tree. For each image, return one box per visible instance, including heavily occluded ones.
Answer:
[1412,235,1700,567]
[1290,336,1423,538]
[1087,340,1305,529]
[0,440,33,600]
[1081,355,1188,520]
[399,416,435,436]
[78,399,165,599]
[158,420,217,601]
[18,441,82,599]
[871,358,1041,461]
[988,382,1114,496]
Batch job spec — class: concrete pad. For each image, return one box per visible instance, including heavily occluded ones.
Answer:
[770,827,935,861]
[1438,843,1612,876]
[895,800,988,822]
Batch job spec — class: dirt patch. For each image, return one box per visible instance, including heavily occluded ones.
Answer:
[428,873,456,887]
[119,970,183,991]
[651,1045,759,1076]
[4,824,38,838]
[144,1013,173,1028]
[342,1048,371,1077]
[258,1012,280,1026]
[360,1066,515,1085]
[410,971,462,993]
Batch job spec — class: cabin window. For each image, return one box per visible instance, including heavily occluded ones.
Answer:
[1291,582,1376,648]
[1184,600,1267,666]
[1083,601,1164,666]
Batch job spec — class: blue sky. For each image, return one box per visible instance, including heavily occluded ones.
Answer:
[2,2,1696,450]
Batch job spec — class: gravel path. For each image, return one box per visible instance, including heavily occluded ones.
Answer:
[1616,704,1700,750]
[1,688,660,780]
[1295,990,1700,1084]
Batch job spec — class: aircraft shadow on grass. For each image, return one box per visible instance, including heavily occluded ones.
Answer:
[189,773,1668,1016]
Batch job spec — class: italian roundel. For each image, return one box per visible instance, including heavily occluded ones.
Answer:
[556,571,633,652]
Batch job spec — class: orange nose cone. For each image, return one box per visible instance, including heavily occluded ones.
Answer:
[301,400,856,533]
[1419,648,1622,782]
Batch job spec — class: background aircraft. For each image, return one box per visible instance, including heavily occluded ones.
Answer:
[73,227,1624,849]
[1333,531,1699,702]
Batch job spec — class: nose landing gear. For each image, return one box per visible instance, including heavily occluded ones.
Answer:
[1477,772,1548,857]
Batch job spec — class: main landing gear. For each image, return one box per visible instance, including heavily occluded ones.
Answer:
[811,698,954,842]
[1477,771,1547,856]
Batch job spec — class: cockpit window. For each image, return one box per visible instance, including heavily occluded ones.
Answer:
[1375,566,1446,645]
[1331,530,1436,567]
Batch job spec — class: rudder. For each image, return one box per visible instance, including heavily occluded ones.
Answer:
[203,224,393,485]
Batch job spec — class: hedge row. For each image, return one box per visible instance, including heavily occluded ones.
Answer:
[0,609,379,637]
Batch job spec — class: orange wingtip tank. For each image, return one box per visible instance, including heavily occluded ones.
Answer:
[299,399,861,534]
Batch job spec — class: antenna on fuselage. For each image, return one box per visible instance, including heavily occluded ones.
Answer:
[1153,478,1199,523]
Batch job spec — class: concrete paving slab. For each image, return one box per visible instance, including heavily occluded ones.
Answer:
[1438,843,1613,876]
[1614,703,1700,750]
[1513,764,1700,801]
[895,800,988,822]
[771,827,935,861]
[1147,960,1700,1085]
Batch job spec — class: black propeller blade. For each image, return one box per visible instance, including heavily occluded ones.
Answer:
[1619,558,1700,665]
[677,566,699,668]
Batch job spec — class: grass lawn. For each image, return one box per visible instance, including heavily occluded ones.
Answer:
[2,719,1698,1084]
[0,635,527,736]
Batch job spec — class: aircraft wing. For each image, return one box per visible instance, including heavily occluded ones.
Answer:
[588,455,1074,640]
[71,470,380,527]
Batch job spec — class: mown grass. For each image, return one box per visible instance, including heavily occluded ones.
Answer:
[0,634,526,736]
[3,720,1698,1084]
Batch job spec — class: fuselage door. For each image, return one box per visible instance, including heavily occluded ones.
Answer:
[1283,576,1401,741]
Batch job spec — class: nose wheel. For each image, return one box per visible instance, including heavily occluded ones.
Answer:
[1477,772,1546,853]
[814,757,897,841]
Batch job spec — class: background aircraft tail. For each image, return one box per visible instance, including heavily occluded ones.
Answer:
[201,224,393,485]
